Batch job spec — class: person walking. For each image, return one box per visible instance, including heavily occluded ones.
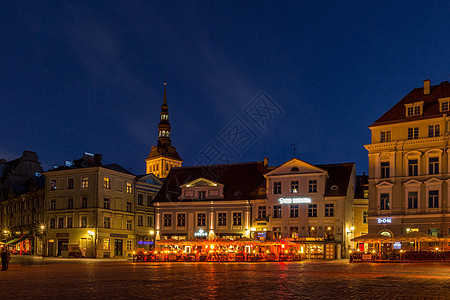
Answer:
[1,248,8,271]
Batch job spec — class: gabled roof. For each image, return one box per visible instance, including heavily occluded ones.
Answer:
[372,81,450,127]
[103,163,135,176]
[316,162,355,197]
[264,158,328,177]
[135,173,163,185]
[153,161,268,203]
[181,177,223,188]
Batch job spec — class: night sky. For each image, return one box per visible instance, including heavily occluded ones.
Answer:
[2,1,450,175]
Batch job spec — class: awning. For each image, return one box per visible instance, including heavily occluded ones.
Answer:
[5,237,19,245]
[216,233,243,237]
[8,236,30,245]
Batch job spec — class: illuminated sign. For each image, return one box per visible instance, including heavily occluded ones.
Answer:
[377,218,392,224]
[278,197,311,204]
[194,229,207,237]
[393,242,401,250]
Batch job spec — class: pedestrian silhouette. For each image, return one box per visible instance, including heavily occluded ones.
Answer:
[1,248,9,271]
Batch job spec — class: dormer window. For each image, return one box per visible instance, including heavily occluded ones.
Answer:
[405,102,423,117]
[198,191,206,200]
[439,98,450,112]
[290,167,299,172]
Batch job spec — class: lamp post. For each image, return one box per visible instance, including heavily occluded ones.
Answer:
[39,225,46,257]
[149,229,155,250]
[88,230,96,258]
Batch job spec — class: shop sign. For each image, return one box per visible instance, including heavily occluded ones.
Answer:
[377,218,392,224]
[257,232,266,238]
[393,242,402,250]
[56,233,69,237]
[278,197,311,204]
[194,229,207,238]
[110,233,128,238]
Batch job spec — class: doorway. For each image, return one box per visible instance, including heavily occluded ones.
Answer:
[114,239,123,257]
[57,239,69,256]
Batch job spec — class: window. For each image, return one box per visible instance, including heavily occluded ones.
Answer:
[138,215,143,226]
[380,161,390,178]
[408,128,419,140]
[441,101,449,112]
[67,178,74,189]
[308,204,317,217]
[81,197,87,208]
[103,198,110,209]
[126,183,132,194]
[103,238,110,250]
[408,159,418,176]
[81,177,88,188]
[197,213,206,226]
[218,213,227,226]
[273,182,281,194]
[67,217,73,228]
[127,240,132,251]
[116,180,123,192]
[127,202,132,212]
[198,191,206,200]
[290,204,299,218]
[408,191,418,209]
[429,190,439,208]
[406,105,421,116]
[429,125,440,137]
[380,193,390,210]
[50,180,57,190]
[233,212,242,226]
[138,194,144,205]
[308,180,317,193]
[147,195,153,206]
[257,206,266,219]
[104,217,111,228]
[290,181,299,193]
[50,199,56,210]
[49,218,56,229]
[363,211,368,224]
[273,205,282,218]
[324,203,334,217]
[429,157,439,175]
[147,216,153,227]
[177,214,186,227]
[163,214,172,227]
[68,198,73,209]
[127,219,132,230]
[104,177,111,189]
[380,131,391,143]
[80,216,87,228]
[58,217,64,228]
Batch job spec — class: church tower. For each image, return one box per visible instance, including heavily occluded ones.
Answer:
[145,81,183,178]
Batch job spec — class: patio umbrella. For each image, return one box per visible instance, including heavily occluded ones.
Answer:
[155,238,179,246]
[394,232,439,242]
[351,233,393,243]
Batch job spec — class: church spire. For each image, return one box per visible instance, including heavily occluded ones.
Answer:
[157,79,171,148]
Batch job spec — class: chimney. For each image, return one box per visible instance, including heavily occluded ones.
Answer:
[94,154,103,166]
[263,157,269,167]
[424,79,431,95]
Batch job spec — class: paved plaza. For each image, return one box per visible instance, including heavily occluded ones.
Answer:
[0,256,449,299]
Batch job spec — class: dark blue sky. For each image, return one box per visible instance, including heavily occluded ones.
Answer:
[2,1,450,174]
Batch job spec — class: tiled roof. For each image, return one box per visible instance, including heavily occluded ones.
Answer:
[103,163,135,176]
[153,162,268,203]
[316,162,355,197]
[372,81,450,126]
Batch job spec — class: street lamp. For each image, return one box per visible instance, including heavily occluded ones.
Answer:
[149,230,155,250]
[88,230,96,258]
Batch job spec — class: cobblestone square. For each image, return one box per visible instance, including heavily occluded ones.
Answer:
[0,256,449,299]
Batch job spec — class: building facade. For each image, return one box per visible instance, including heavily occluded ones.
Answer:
[353,174,369,251]
[145,81,182,178]
[134,174,162,250]
[153,162,268,241]
[365,79,450,242]
[258,158,355,259]
[43,153,136,258]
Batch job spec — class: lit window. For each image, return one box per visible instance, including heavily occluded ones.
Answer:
[362,211,368,223]
[126,183,132,194]
[103,238,110,250]
[50,180,57,191]
[290,181,299,193]
[104,177,111,189]
[81,177,89,189]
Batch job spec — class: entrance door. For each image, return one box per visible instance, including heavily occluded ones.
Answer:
[114,239,123,257]
[57,239,69,256]
[48,241,54,257]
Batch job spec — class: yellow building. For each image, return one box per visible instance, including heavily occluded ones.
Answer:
[353,174,368,251]
[365,79,450,244]
[145,82,182,178]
